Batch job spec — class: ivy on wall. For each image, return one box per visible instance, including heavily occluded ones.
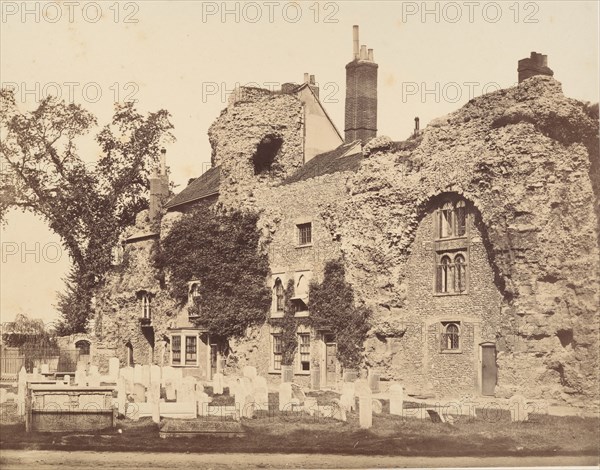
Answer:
[309,259,371,370]
[277,279,298,366]
[154,205,271,338]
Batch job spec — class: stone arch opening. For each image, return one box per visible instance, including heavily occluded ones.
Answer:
[252,134,283,175]
[75,340,90,356]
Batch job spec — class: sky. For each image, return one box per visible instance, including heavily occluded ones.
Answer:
[1,0,599,325]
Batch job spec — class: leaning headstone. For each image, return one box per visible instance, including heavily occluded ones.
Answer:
[331,398,347,422]
[372,398,383,414]
[279,382,293,412]
[213,372,224,395]
[133,383,146,403]
[426,408,445,423]
[242,366,257,379]
[359,394,373,429]
[389,383,404,416]
[509,394,529,422]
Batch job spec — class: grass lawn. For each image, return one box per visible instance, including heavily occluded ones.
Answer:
[0,398,598,456]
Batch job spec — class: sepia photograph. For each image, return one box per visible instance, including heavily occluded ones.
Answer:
[0,1,598,469]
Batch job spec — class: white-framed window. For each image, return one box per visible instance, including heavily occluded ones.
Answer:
[170,332,199,366]
[298,333,310,371]
[441,322,461,351]
[272,334,282,370]
[297,222,312,246]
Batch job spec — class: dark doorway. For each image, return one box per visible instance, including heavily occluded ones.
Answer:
[75,340,90,356]
[325,340,337,385]
[481,344,497,396]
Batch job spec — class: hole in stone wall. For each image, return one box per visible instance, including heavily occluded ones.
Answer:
[252,135,283,175]
[556,328,573,347]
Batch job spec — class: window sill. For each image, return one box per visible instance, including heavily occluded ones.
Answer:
[270,312,284,319]
[294,311,310,318]
[439,349,463,354]
[296,244,313,249]
[435,235,467,242]
[171,364,200,368]
[433,292,468,297]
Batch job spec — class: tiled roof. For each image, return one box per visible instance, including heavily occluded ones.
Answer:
[164,165,221,210]
[282,141,363,185]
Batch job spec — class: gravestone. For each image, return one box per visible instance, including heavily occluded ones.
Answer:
[117,376,127,415]
[133,364,143,384]
[213,372,224,395]
[389,383,404,416]
[120,366,133,384]
[252,376,269,407]
[242,366,257,379]
[331,398,347,421]
[354,379,371,398]
[165,381,176,401]
[150,364,161,385]
[148,383,161,424]
[195,389,211,416]
[87,368,101,387]
[179,377,196,403]
[40,364,50,374]
[340,383,356,412]
[0,388,7,404]
[509,394,529,422]
[75,368,86,386]
[372,398,383,414]
[426,408,445,423]
[368,373,380,393]
[17,367,26,417]
[133,383,146,403]
[359,395,373,428]
[141,365,151,388]
[63,375,70,385]
[108,357,120,379]
[303,397,318,416]
[279,382,293,412]
[290,383,306,404]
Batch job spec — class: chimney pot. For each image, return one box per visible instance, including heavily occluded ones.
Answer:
[304,73,309,84]
[360,45,367,60]
[352,25,359,59]
[368,48,374,62]
[309,74,315,85]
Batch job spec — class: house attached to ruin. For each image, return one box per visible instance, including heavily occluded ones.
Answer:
[88,28,599,408]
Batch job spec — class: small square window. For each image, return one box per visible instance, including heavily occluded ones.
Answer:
[297,223,312,246]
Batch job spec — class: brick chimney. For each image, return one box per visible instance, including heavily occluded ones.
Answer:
[518,52,554,83]
[149,148,170,222]
[344,25,378,143]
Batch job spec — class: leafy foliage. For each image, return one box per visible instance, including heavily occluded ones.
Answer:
[0,89,174,334]
[154,205,271,338]
[309,259,371,369]
[2,314,59,370]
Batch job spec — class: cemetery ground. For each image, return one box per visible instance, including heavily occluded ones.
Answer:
[1,389,598,458]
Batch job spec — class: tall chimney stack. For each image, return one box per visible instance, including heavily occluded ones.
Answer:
[344,25,378,143]
[149,148,170,222]
[518,52,554,83]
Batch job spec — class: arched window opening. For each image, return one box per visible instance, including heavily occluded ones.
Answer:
[137,291,152,320]
[126,342,134,366]
[440,202,453,238]
[274,278,285,312]
[442,323,460,350]
[438,256,452,293]
[455,254,466,292]
[75,340,90,356]
[456,200,466,236]
[253,135,283,175]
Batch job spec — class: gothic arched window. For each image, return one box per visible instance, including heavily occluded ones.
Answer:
[274,278,285,312]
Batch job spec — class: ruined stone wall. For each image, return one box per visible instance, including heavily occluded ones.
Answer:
[209,90,305,210]
[329,76,599,407]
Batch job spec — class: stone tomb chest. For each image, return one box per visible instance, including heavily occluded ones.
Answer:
[26,385,116,432]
